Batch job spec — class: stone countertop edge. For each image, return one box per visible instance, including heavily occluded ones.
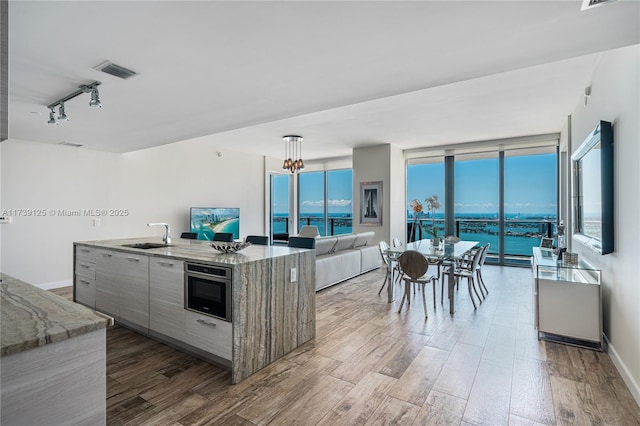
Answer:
[75,237,313,265]
[1,273,113,357]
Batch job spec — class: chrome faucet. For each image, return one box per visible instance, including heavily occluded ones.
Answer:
[147,222,171,244]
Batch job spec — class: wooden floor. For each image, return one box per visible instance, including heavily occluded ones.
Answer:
[50,265,640,425]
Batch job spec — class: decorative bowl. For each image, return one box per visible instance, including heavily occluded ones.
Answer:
[209,241,251,253]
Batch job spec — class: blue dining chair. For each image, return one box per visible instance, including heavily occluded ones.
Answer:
[288,237,316,249]
[246,235,269,245]
[213,232,234,242]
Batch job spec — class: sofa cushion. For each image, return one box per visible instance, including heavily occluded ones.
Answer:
[333,234,357,252]
[315,236,338,256]
[316,250,361,290]
[356,245,382,272]
[352,231,375,248]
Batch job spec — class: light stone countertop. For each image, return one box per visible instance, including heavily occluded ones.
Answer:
[1,273,113,357]
[75,236,311,265]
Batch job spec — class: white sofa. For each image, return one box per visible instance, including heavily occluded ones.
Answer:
[314,231,381,291]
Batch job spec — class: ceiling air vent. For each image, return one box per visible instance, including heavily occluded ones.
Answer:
[94,61,139,80]
[581,0,617,11]
[58,141,83,148]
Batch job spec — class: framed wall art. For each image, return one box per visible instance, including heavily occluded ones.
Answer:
[360,181,382,226]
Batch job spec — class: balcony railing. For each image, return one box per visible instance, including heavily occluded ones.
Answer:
[408,217,556,259]
[274,214,555,259]
[271,215,353,239]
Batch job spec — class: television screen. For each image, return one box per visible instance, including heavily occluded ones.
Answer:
[190,207,240,241]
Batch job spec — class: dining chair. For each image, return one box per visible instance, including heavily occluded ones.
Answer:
[288,236,316,249]
[397,250,437,318]
[452,247,483,309]
[246,235,269,245]
[378,241,392,295]
[298,225,320,238]
[213,232,234,242]
[180,232,197,239]
[392,237,403,248]
[475,243,490,297]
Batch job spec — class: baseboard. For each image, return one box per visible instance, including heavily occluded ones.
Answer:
[604,333,640,407]
[37,279,73,290]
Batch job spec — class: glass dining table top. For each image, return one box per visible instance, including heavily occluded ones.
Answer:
[386,239,479,260]
[385,239,480,314]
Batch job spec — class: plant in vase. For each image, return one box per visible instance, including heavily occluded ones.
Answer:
[409,199,423,242]
[423,195,441,246]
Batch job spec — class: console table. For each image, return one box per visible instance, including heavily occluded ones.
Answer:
[532,247,602,350]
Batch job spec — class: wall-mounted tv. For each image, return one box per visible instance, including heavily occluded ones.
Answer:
[190,207,240,241]
[572,120,613,255]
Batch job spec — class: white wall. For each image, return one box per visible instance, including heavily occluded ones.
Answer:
[0,137,265,287]
[568,44,640,403]
[353,144,404,245]
[389,145,406,245]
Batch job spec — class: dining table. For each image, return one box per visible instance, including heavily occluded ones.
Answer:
[386,239,479,315]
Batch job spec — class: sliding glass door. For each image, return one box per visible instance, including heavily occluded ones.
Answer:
[454,153,500,257]
[504,148,557,260]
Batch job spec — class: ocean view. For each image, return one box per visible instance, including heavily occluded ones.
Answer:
[273,212,557,257]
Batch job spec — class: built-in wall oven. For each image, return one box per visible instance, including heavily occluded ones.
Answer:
[184,262,232,322]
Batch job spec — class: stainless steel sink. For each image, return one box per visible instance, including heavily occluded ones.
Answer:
[122,242,172,249]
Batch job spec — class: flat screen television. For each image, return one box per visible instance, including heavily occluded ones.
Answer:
[190,207,240,241]
[572,120,613,255]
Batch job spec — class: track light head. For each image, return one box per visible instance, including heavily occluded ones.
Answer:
[57,103,69,121]
[89,87,102,108]
[48,108,58,125]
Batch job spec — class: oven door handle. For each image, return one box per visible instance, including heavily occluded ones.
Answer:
[184,271,231,282]
[196,318,217,327]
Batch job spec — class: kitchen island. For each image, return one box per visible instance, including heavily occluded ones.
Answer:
[1,273,112,425]
[73,237,316,384]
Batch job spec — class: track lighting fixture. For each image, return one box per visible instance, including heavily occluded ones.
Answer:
[46,81,102,124]
[282,135,304,174]
[89,87,101,108]
[57,103,69,121]
[47,107,58,125]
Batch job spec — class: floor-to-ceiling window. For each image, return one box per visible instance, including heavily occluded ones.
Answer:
[406,158,445,242]
[326,169,353,235]
[455,153,500,257]
[270,174,291,243]
[297,169,353,236]
[298,171,326,235]
[406,142,558,265]
[504,148,557,259]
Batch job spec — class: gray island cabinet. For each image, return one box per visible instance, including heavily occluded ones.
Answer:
[74,237,316,383]
[1,273,112,425]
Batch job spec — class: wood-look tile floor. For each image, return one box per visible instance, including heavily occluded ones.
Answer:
[50,265,640,425]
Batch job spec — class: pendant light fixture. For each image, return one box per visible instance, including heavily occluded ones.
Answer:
[282,135,304,174]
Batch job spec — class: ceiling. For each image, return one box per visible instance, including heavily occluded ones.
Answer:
[8,1,640,160]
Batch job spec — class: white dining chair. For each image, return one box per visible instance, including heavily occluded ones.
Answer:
[397,250,437,318]
[298,225,320,238]
[452,247,483,309]
[475,243,490,298]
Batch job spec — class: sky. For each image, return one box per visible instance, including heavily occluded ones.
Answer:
[408,152,557,216]
[272,170,353,215]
